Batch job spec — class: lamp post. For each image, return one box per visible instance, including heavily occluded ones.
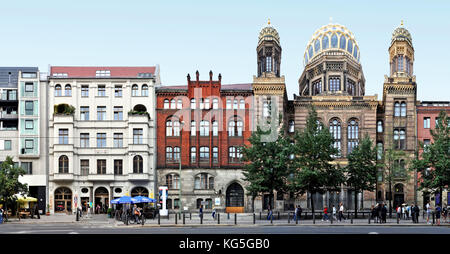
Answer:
[179,121,185,218]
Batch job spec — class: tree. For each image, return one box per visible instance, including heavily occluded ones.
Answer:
[382,146,406,218]
[241,116,293,212]
[0,156,28,221]
[411,110,450,208]
[289,107,345,215]
[345,135,378,218]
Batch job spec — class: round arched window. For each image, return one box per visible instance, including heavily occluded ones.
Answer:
[114,188,122,194]
[81,188,89,193]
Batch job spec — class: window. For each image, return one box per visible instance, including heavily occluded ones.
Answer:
[266,56,272,72]
[199,147,209,162]
[96,70,110,77]
[191,147,197,163]
[200,121,209,136]
[21,162,32,175]
[166,174,180,189]
[394,128,406,150]
[164,99,170,109]
[312,80,322,95]
[212,121,218,136]
[97,160,106,174]
[263,100,271,117]
[191,121,196,136]
[377,142,383,160]
[314,39,320,53]
[22,72,37,78]
[228,121,235,137]
[97,106,106,120]
[397,55,404,72]
[132,85,138,96]
[213,99,219,109]
[80,160,89,176]
[55,85,62,96]
[173,147,180,162]
[377,120,383,133]
[114,160,122,175]
[25,120,33,130]
[226,99,232,109]
[331,34,338,48]
[194,173,214,190]
[114,85,122,97]
[239,99,245,109]
[329,77,340,92]
[166,120,173,136]
[80,133,89,148]
[322,35,329,49]
[212,147,219,163]
[199,99,204,109]
[97,133,106,148]
[177,99,182,109]
[346,79,355,96]
[173,120,180,136]
[58,155,69,173]
[25,82,34,92]
[113,106,123,120]
[233,100,238,110]
[141,84,148,96]
[204,98,210,109]
[59,129,68,144]
[81,85,89,97]
[25,139,34,154]
[228,118,243,137]
[229,147,242,163]
[329,119,341,157]
[423,139,431,148]
[80,106,89,120]
[113,133,123,148]
[166,147,173,162]
[97,85,106,96]
[340,35,346,49]
[170,99,176,109]
[4,140,11,150]
[435,117,440,128]
[191,99,196,109]
[347,119,359,154]
[289,120,295,133]
[133,155,143,173]
[25,101,34,115]
[400,102,407,117]
[65,84,72,96]
[394,102,400,117]
[347,39,353,54]
[133,128,143,144]
[424,117,430,129]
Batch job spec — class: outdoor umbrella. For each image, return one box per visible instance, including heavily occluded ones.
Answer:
[133,196,156,203]
[110,196,137,204]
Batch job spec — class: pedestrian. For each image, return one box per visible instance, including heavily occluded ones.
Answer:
[443,205,448,223]
[435,204,441,226]
[396,206,401,221]
[212,207,216,220]
[377,203,382,223]
[406,204,411,220]
[298,205,302,220]
[338,202,346,221]
[381,203,387,223]
[199,205,203,220]
[332,205,337,221]
[411,204,416,223]
[322,206,329,221]
[371,205,377,222]
[402,205,406,220]
[133,204,139,223]
[414,204,420,223]
[293,205,298,221]
[426,202,432,224]
[0,205,3,224]
[267,205,273,221]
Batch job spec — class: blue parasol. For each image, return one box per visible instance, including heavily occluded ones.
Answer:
[110,196,138,204]
[133,196,156,203]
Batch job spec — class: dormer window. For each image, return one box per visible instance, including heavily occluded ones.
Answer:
[96,70,110,77]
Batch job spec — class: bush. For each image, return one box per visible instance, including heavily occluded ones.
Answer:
[54,104,75,115]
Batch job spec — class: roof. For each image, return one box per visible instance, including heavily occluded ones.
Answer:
[156,83,252,92]
[50,66,156,78]
[0,67,39,88]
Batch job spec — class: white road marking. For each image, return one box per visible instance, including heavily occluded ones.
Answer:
[368,232,379,234]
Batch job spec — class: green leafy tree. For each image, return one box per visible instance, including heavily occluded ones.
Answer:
[411,110,450,207]
[381,146,406,217]
[241,116,293,212]
[346,135,378,218]
[289,107,345,215]
[0,156,28,221]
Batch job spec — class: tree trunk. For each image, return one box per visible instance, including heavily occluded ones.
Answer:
[251,195,255,213]
[311,192,315,217]
[354,189,358,219]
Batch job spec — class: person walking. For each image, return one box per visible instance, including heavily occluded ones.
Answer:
[332,205,337,221]
[371,205,377,222]
[212,207,216,220]
[132,204,140,223]
[414,204,420,223]
[293,205,298,221]
[267,205,273,221]
[199,205,203,220]
[396,206,401,221]
[381,203,387,223]
[435,204,441,226]
[426,202,432,224]
[411,204,416,223]
[443,205,448,223]
[338,202,346,221]
[322,206,329,221]
[377,203,382,224]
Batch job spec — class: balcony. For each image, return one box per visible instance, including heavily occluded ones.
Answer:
[51,173,74,181]
[0,112,18,120]
[88,174,115,181]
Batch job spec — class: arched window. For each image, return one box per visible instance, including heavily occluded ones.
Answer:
[212,120,218,136]
[166,173,180,189]
[200,121,209,136]
[166,147,173,162]
[394,129,399,149]
[226,99,232,109]
[313,80,322,95]
[190,147,197,163]
[166,120,173,136]
[340,35,346,49]
[55,84,62,96]
[229,147,242,163]
[199,147,209,162]
[233,99,238,109]
[314,39,320,53]
[353,46,358,59]
[289,120,295,133]
[173,147,180,162]
[331,34,338,48]
[308,45,313,58]
[196,198,203,208]
[170,99,176,109]
[399,129,406,149]
[59,155,69,173]
[330,118,342,156]
[400,102,407,117]
[141,84,148,96]
[394,102,400,117]
[212,98,219,109]
[239,99,245,109]
[132,84,139,96]
[163,99,169,109]
[346,79,355,96]
[347,119,359,154]
[190,121,196,136]
[228,120,235,137]
[322,35,329,49]
[347,39,353,54]
[377,120,383,133]
[173,120,180,136]
[133,155,143,173]
[191,98,196,109]
[204,98,210,109]
[377,142,383,160]
[394,128,406,150]
[64,84,72,96]
[397,55,404,71]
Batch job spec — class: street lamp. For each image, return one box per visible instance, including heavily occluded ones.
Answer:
[179,121,185,217]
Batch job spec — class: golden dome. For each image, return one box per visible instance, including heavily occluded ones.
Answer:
[391,21,412,47]
[303,23,360,66]
[258,19,280,45]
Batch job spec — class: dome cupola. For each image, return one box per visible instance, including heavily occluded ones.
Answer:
[258,19,280,46]
[391,20,412,47]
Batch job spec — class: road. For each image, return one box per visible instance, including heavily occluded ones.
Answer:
[1,223,449,234]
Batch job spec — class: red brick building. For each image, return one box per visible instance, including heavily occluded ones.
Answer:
[156,71,253,212]
[416,101,450,206]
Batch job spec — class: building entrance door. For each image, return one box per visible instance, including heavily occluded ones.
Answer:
[393,184,404,209]
[54,187,72,214]
[94,187,109,214]
[226,183,244,213]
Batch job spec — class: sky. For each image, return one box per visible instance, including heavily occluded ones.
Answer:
[0,0,449,101]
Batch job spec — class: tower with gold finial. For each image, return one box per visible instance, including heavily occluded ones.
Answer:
[381,21,418,208]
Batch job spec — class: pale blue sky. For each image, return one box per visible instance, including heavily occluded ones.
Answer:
[0,0,448,101]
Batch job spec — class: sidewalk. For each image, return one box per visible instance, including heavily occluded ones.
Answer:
[2,213,113,225]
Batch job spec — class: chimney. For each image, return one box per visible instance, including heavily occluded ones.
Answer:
[218,73,222,83]
[209,70,213,81]
[196,70,199,81]
[187,73,191,82]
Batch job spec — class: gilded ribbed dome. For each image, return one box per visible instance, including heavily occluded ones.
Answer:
[258,19,280,45]
[391,21,412,46]
[303,23,360,66]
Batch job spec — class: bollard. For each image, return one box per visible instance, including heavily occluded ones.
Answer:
[368,216,371,224]
[227,213,230,220]
[200,214,203,224]
[331,213,333,224]
[296,213,298,224]
[432,212,435,225]
[397,215,399,224]
[179,213,181,220]
[234,213,237,225]
[190,212,192,220]
[76,210,79,221]
[158,213,160,225]
[168,213,170,220]
[253,213,256,224]
[260,212,261,220]
[313,212,315,224]
[288,212,291,224]
[270,213,273,224]
[218,213,220,224]
[183,213,185,225]
[351,214,353,224]
[277,211,280,220]
[305,212,307,220]
[125,214,128,225]
[175,213,178,224]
